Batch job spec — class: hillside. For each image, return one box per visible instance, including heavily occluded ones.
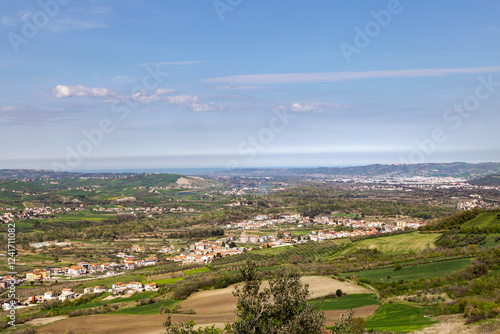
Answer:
[217,162,500,179]
[468,174,500,186]
[421,209,500,233]
[0,173,218,204]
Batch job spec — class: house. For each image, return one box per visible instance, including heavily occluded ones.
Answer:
[112,282,127,293]
[93,286,106,293]
[43,291,55,300]
[25,269,51,281]
[59,289,75,301]
[144,257,157,266]
[83,287,93,294]
[145,283,158,291]
[68,265,87,277]
[240,233,260,243]
[126,282,143,290]
[1,299,22,310]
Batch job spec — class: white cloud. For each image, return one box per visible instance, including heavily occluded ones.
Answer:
[165,95,224,112]
[190,103,225,112]
[52,85,112,98]
[155,88,177,95]
[166,95,200,106]
[275,102,347,113]
[52,85,223,112]
[203,66,500,85]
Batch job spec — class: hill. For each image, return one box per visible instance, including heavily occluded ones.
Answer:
[468,173,500,186]
[0,173,218,204]
[217,162,500,179]
[421,209,500,233]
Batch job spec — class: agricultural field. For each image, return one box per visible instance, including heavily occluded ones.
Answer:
[179,276,371,315]
[210,240,345,271]
[365,303,436,332]
[461,210,500,232]
[309,293,379,310]
[340,258,473,283]
[337,232,440,256]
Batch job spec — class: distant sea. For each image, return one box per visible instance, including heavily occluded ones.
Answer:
[74,166,338,175]
[75,168,226,175]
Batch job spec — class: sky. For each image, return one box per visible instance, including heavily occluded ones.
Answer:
[1,0,500,171]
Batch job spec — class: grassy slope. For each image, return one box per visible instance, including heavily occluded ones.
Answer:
[461,211,500,230]
[337,232,440,256]
[365,303,436,332]
[340,258,472,283]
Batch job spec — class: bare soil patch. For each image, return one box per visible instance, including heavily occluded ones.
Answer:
[38,313,234,334]
[324,305,379,326]
[25,315,68,326]
[180,276,370,314]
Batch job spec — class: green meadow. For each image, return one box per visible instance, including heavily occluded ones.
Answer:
[341,258,472,282]
[365,303,436,333]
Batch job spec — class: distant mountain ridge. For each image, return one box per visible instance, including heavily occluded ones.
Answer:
[218,162,500,179]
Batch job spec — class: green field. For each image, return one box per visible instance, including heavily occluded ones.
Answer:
[185,267,210,275]
[365,303,436,332]
[114,299,178,315]
[338,232,440,256]
[341,258,472,282]
[461,211,500,232]
[150,277,184,284]
[309,293,378,310]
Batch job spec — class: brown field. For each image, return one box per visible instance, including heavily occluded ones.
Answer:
[38,276,374,333]
[180,275,371,314]
[38,313,231,334]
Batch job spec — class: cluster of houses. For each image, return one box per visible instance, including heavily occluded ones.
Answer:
[234,214,427,246]
[0,275,22,292]
[110,281,158,294]
[24,257,158,281]
[166,237,243,265]
[2,280,160,310]
[457,198,487,210]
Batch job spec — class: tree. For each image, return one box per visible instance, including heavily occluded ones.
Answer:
[164,260,327,334]
[336,289,343,297]
[330,309,365,334]
[163,314,223,334]
[229,260,326,334]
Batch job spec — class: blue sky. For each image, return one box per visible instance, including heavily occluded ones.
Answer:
[1,0,499,171]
